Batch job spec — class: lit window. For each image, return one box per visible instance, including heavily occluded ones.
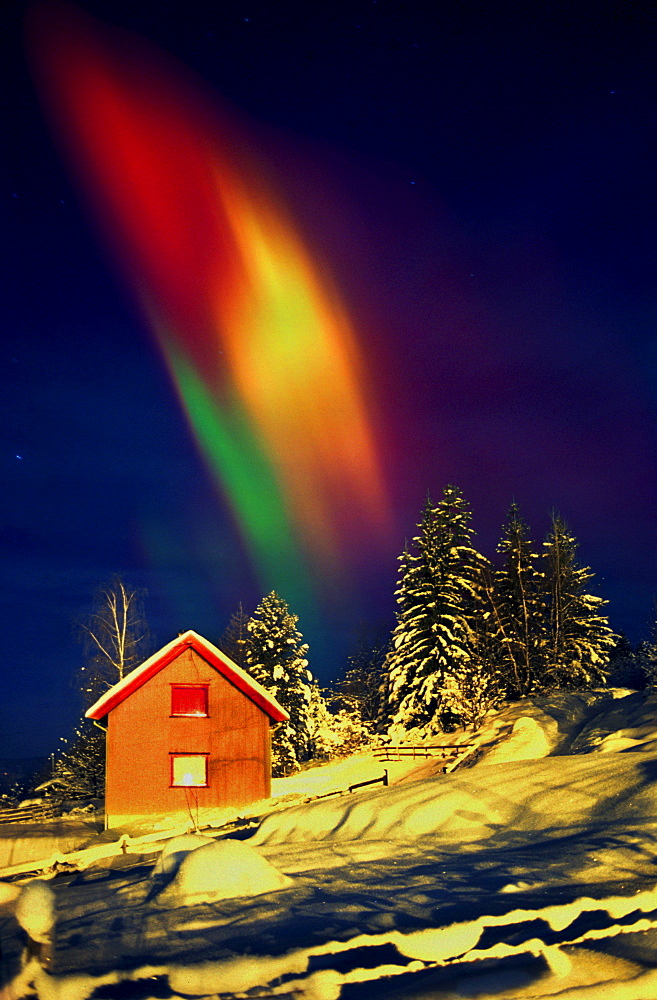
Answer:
[171,685,209,717]
[171,754,208,787]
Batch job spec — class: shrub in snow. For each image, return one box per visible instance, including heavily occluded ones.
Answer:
[158,839,292,905]
[306,681,377,760]
[43,720,105,799]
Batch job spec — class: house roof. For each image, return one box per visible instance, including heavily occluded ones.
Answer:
[84,629,290,723]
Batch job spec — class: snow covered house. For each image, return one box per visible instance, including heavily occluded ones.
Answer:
[85,629,288,829]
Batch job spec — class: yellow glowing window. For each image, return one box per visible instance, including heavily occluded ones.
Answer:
[171,685,209,717]
[171,754,208,787]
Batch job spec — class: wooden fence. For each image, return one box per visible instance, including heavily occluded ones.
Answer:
[372,744,474,762]
[0,801,62,825]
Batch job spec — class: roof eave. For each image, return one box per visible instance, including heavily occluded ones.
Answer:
[84,630,289,723]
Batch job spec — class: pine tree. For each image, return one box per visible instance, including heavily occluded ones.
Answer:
[340,635,389,727]
[542,514,616,688]
[36,722,105,800]
[607,633,647,689]
[383,543,417,726]
[217,602,250,669]
[385,486,495,733]
[490,503,546,697]
[633,608,657,688]
[245,591,313,775]
[449,584,502,729]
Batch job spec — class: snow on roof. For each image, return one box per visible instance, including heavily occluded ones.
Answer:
[84,629,289,723]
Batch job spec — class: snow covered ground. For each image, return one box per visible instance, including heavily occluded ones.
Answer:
[0,815,102,872]
[4,689,657,999]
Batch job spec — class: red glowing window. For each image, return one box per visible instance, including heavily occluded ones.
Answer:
[170,754,208,787]
[171,685,209,717]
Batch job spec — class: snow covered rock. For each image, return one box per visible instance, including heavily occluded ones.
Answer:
[15,881,55,943]
[480,715,551,764]
[157,838,292,905]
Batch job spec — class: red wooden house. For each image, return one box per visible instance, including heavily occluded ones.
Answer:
[85,629,288,829]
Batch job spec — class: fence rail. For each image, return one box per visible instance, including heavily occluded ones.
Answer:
[372,744,474,762]
[313,771,389,800]
[0,801,61,825]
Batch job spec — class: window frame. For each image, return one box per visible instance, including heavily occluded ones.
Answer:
[170,683,210,718]
[170,752,209,788]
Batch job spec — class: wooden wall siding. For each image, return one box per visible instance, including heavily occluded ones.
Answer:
[105,647,271,827]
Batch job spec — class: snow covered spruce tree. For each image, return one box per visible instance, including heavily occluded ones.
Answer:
[245,591,313,775]
[607,633,648,689]
[541,514,616,688]
[489,502,546,697]
[385,486,499,734]
[40,724,106,800]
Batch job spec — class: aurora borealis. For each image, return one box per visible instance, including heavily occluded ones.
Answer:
[29,1,392,626]
[2,0,657,756]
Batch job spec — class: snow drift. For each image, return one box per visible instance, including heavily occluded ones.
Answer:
[156,838,292,905]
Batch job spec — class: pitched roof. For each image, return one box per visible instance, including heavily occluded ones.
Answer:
[85,629,289,723]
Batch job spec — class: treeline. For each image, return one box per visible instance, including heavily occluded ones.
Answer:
[217,594,386,775]
[24,492,637,801]
[218,484,621,761]
[384,485,616,735]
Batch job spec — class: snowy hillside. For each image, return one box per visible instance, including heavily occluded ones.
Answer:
[4,688,657,999]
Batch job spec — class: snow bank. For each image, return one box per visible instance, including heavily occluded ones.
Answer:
[168,951,309,997]
[6,689,657,1000]
[570,691,657,754]
[253,749,657,853]
[477,689,657,759]
[157,838,292,905]
[385,689,646,781]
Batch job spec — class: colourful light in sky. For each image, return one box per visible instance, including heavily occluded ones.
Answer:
[29,2,391,607]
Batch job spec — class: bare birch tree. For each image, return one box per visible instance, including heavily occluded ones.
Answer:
[76,576,153,707]
[35,579,153,802]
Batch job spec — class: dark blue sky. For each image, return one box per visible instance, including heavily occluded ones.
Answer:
[2,0,657,757]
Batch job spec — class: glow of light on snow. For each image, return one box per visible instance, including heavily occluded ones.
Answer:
[5,691,657,999]
[28,1,392,607]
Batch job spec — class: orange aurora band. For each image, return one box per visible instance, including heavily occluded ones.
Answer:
[28,2,391,600]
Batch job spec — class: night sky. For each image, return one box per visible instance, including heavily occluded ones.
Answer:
[2,0,657,758]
